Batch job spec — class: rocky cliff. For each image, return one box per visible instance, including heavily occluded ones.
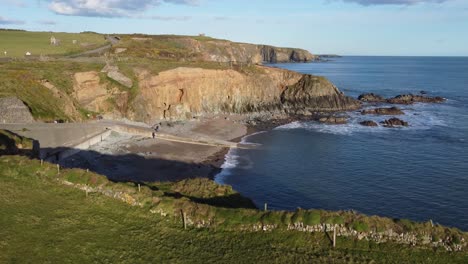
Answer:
[71,65,359,123]
[281,75,361,113]
[115,36,316,64]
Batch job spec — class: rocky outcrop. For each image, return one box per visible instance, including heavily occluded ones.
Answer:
[73,71,129,117]
[317,116,348,124]
[102,64,133,88]
[358,93,386,103]
[359,93,445,105]
[124,36,317,64]
[260,45,313,63]
[360,120,378,127]
[73,71,110,112]
[381,118,409,127]
[107,71,133,88]
[40,80,82,121]
[361,107,404,116]
[131,67,361,122]
[281,75,361,113]
[132,66,303,122]
[0,97,34,123]
[387,94,445,104]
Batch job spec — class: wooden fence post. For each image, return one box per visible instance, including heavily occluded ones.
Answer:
[138,183,141,192]
[264,203,268,212]
[56,164,60,174]
[333,225,337,248]
[181,209,187,230]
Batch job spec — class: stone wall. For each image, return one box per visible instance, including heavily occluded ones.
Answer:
[0,97,34,124]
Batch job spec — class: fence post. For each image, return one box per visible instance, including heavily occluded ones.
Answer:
[333,225,337,248]
[138,183,141,192]
[264,203,268,212]
[56,164,60,174]
[181,209,187,230]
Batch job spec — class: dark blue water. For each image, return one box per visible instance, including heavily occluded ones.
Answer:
[216,56,468,231]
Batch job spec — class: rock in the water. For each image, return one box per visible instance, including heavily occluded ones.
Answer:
[360,120,378,127]
[380,118,409,127]
[0,97,34,124]
[107,70,133,88]
[318,116,348,124]
[358,93,386,103]
[387,94,444,104]
[361,107,404,116]
[281,75,361,112]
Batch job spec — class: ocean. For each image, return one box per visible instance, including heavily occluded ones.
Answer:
[215,56,468,231]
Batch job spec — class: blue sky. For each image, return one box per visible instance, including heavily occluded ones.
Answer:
[1,0,468,56]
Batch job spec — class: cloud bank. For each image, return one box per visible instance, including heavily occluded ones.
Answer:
[335,0,451,5]
[48,0,197,17]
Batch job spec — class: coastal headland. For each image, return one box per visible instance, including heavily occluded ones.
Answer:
[1,29,466,262]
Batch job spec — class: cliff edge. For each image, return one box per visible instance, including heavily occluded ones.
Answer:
[113,35,316,64]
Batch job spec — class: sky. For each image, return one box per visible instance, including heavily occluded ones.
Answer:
[1,0,468,56]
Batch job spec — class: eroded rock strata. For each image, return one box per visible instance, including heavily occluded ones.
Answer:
[72,65,360,123]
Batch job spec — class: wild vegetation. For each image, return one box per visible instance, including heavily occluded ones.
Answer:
[1,155,467,263]
[0,60,103,121]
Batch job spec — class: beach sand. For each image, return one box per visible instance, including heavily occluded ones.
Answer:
[61,115,248,182]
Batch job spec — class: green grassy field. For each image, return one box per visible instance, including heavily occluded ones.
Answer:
[0,30,107,57]
[1,155,467,263]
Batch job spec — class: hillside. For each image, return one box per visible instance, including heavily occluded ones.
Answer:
[0,29,108,58]
[112,34,317,63]
[1,155,467,263]
[0,30,345,123]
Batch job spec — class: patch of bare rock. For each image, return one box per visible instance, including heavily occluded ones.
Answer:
[101,64,133,88]
[380,118,409,127]
[361,106,404,116]
[359,120,378,127]
[358,93,445,104]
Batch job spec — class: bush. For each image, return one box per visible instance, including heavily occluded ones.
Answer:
[352,221,369,232]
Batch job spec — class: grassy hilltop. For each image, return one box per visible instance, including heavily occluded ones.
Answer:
[1,155,467,263]
[0,29,107,57]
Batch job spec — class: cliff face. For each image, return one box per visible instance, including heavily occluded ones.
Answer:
[178,39,316,64]
[116,36,316,64]
[131,66,303,122]
[70,66,359,123]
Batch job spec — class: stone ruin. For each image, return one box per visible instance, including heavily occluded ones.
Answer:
[50,36,60,46]
[0,97,34,124]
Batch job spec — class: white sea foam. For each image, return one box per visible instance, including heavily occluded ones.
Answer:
[214,131,264,184]
[275,103,448,136]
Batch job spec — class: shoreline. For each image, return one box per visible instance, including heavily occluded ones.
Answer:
[208,113,321,182]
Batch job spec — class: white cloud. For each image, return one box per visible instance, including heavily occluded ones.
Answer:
[48,0,197,17]
[0,16,25,24]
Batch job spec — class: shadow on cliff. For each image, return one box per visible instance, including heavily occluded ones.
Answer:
[40,147,256,209]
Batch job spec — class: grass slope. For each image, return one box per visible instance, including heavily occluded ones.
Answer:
[0,30,107,57]
[1,156,467,263]
[0,60,103,121]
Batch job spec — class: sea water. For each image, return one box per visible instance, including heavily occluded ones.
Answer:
[216,56,468,231]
